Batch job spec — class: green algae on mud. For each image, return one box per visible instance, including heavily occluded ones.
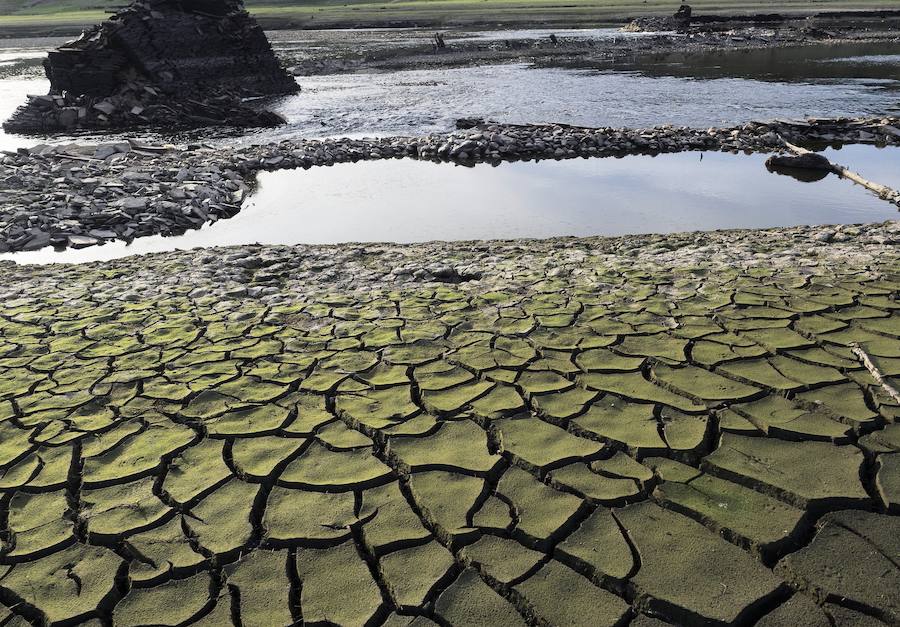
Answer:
[0,226,897,624]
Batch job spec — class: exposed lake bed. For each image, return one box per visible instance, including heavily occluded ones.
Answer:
[0,7,899,627]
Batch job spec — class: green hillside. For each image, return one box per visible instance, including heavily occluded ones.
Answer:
[0,0,897,34]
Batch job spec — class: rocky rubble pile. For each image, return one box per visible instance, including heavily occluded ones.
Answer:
[0,116,897,253]
[222,117,900,174]
[2,0,297,134]
[0,141,246,252]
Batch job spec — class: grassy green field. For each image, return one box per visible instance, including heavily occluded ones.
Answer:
[0,0,898,35]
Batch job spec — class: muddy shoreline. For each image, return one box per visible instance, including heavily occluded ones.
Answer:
[279,16,900,76]
[0,202,896,627]
[1,116,898,254]
[4,10,900,76]
[1,219,896,289]
[4,6,900,39]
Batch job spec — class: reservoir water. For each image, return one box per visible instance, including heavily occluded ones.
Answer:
[3,145,897,265]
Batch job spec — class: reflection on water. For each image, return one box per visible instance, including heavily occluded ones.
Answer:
[245,63,898,145]
[823,54,900,65]
[767,165,830,183]
[821,145,900,190]
[0,34,898,151]
[3,145,897,265]
[596,42,900,82]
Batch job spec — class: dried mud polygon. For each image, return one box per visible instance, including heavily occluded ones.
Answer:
[0,253,897,626]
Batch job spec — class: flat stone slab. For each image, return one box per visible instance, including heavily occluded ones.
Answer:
[775,511,900,625]
[616,501,786,624]
[648,456,807,559]
[702,434,869,511]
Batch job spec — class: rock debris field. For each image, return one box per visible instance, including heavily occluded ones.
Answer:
[0,223,897,626]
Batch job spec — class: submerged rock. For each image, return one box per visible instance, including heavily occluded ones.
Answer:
[765,152,833,171]
[765,152,835,182]
[3,0,298,134]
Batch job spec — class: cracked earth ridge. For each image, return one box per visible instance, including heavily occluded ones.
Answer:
[0,232,897,626]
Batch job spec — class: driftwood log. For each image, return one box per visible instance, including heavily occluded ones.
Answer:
[766,139,900,207]
[851,342,900,405]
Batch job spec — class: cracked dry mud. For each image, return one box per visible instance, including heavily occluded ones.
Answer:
[0,226,898,626]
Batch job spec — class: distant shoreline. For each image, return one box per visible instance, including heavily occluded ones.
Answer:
[1,4,899,39]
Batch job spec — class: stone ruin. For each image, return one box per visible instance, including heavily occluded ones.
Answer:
[3,0,299,134]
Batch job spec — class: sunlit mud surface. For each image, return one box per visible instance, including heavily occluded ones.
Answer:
[0,223,896,625]
[0,21,898,627]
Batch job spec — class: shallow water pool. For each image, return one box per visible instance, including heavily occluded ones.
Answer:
[4,145,897,265]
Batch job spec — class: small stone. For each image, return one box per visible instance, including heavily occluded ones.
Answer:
[21,232,51,251]
[119,198,149,211]
[67,235,99,249]
[93,145,118,160]
[93,101,117,116]
[57,108,79,128]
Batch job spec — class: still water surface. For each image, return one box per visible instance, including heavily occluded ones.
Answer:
[3,145,897,265]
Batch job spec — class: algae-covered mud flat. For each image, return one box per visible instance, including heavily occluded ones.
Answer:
[0,224,897,625]
[1,2,899,624]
